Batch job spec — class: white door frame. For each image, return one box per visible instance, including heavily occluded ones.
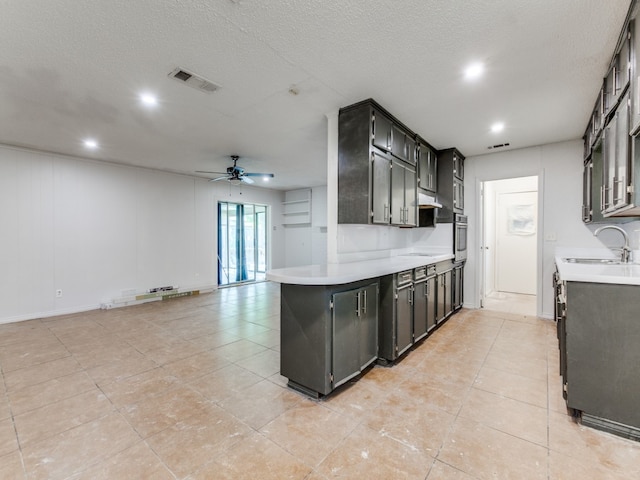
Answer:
[475,172,545,316]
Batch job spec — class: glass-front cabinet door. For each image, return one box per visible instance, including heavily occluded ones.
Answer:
[371,151,391,224]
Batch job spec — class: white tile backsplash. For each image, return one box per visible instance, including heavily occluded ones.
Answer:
[337,222,453,263]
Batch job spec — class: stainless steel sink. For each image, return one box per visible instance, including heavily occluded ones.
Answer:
[562,257,623,265]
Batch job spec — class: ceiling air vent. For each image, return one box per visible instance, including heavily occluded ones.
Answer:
[168,67,221,94]
[487,142,510,150]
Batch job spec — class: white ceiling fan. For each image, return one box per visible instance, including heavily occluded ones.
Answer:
[196,155,275,185]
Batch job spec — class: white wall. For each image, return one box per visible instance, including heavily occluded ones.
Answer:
[464,139,629,318]
[0,144,285,323]
[311,186,328,265]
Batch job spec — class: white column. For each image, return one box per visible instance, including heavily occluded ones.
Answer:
[326,110,339,264]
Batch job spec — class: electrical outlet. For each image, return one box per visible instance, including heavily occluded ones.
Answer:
[55,289,63,298]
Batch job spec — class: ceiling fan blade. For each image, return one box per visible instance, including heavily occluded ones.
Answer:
[240,176,255,184]
[243,172,274,177]
[196,170,228,174]
[208,176,230,182]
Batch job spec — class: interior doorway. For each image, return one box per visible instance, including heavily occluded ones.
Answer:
[480,176,538,316]
[218,202,268,286]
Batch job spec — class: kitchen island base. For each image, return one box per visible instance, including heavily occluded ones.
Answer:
[280,279,379,398]
[269,253,459,398]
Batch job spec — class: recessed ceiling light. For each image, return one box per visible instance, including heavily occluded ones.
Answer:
[491,122,505,133]
[140,92,158,107]
[263,176,270,182]
[84,139,98,149]
[464,62,484,80]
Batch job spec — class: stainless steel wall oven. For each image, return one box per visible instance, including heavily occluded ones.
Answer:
[454,214,468,262]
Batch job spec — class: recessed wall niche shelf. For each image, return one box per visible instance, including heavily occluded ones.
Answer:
[282,188,311,225]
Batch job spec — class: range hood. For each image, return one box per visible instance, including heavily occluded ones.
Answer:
[418,192,442,209]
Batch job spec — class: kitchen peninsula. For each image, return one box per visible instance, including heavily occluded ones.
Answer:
[266,252,459,398]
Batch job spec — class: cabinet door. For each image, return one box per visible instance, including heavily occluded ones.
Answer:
[453,152,464,180]
[413,280,428,341]
[619,27,631,94]
[436,273,446,324]
[391,160,406,225]
[444,270,453,316]
[427,148,437,192]
[371,152,391,224]
[631,20,640,131]
[332,290,360,388]
[584,121,594,160]
[426,276,437,332]
[613,92,631,210]
[405,135,417,166]
[604,62,619,116]
[593,89,604,137]
[404,167,417,226]
[437,270,453,322]
[418,143,437,193]
[372,111,392,152]
[390,125,416,165]
[453,265,464,310]
[396,285,413,356]
[582,158,593,223]
[602,115,616,212]
[453,177,464,213]
[359,283,378,368]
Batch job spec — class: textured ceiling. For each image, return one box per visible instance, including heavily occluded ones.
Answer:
[0,0,632,189]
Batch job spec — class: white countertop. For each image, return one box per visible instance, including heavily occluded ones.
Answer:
[555,255,640,286]
[266,253,454,285]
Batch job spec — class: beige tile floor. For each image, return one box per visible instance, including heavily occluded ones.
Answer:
[483,291,537,316]
[1,282,639,479]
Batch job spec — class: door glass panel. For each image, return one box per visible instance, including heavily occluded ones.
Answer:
[256,207,267,275]
[218,201,268,286]
[243,204,256,282]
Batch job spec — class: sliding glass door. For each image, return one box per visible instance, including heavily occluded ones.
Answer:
[218,202,267,286]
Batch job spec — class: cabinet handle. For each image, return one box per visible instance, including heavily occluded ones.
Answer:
[356,291,362,317]
[603,185,610,208]
[384,204,389,221]
[362,290,367,314]
[425,282,429,296]
[409,287,414,306]
[613,178,625,202]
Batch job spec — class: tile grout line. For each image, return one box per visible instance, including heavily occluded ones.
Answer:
[0,356,28,479]
[428,312,506,476]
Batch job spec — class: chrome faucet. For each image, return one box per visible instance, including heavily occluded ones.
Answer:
[593,225,632,263]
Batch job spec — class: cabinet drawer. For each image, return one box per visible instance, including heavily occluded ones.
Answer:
[397,270,413,285]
